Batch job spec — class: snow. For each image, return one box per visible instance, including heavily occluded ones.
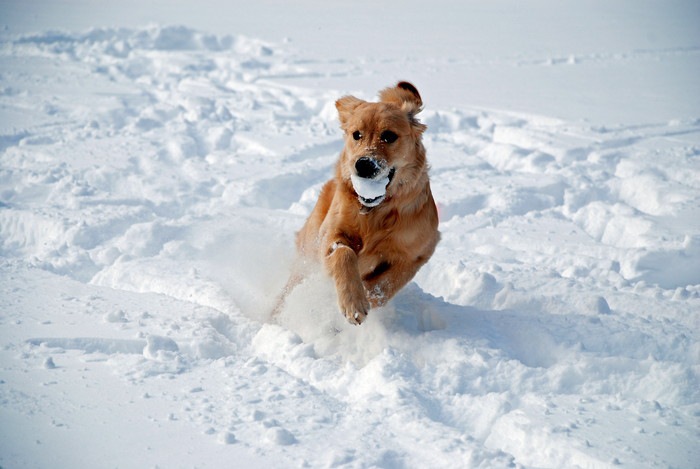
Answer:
[1,1,699,468]
[350,173,391,207]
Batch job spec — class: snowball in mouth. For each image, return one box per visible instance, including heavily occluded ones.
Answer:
[350,173,390,207]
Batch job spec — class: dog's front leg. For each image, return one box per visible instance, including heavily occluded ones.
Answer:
[326,241,370,325]
[363,254,431,309]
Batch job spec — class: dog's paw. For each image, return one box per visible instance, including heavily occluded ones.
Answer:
[338,289,370,325]
[345,307,368,325]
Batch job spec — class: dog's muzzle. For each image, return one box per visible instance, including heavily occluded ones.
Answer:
[351,157,395,209]
[355,157,382,179]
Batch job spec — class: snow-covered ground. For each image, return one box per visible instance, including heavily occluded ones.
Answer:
[1,2,699,468]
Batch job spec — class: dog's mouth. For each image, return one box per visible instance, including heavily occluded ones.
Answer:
[351,158,395,209]
[358,193,384,207]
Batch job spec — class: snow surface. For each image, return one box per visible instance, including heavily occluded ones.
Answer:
[1,1,699,468]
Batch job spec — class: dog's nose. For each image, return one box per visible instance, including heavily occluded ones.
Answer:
[355,157,380,179]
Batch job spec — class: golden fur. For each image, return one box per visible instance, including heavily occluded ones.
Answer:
[277,81,439,325]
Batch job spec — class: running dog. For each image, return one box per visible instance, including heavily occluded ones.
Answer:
[278,81,439,325]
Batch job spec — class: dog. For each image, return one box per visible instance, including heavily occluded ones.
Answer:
[276,81,439,325]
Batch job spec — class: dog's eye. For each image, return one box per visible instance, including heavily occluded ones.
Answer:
[380,130,398,144]
[352,131,362,141]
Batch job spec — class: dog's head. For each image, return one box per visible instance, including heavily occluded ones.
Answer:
[335,81,428,210]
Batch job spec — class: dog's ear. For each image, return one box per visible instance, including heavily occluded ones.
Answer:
[336,96,364,127]
[379,81,426,133]
[380,81,423,109]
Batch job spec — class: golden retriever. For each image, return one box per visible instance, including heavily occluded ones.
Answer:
[276,81,439,325]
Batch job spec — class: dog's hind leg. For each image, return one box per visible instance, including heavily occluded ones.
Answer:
[269,258,306,323]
